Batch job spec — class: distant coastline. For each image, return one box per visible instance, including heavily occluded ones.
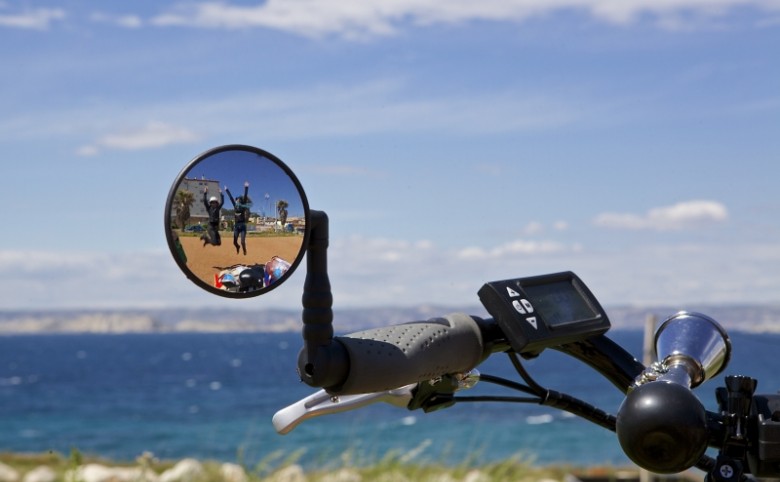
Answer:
[1,304,779,334]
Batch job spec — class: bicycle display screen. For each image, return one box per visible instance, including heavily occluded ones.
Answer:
[478,271,610,355]
[522,280,599,327]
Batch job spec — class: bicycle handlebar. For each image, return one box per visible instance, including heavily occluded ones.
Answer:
[284,301,779,479]
[327,313,487,395]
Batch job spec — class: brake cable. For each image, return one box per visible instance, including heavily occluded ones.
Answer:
[450,351,617,432]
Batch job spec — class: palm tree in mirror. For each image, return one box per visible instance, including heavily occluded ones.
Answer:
[277,200,289,228]
[173,189,195,229]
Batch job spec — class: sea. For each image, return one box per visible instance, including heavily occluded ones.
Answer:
[1,330,778,470]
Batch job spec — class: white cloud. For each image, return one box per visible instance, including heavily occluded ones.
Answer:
[321,235,583,307]
[520,220,570,236]
[149,0,780,38]
[1,247,315,310]
[77,121,200,155]
[3,232,780,310]
[594,200,728,231]
[0,249,184,309]
[11,80,579,148]
[757,14,780,27]
[0,6,65,30]
[0,250,93,272]
[553,221,569,231]
[199,82,579,138]
[331,236,436,271]
[90,12,143,28]
[0,80,584,152]
[522,221,545,235]
[456,239,575,260]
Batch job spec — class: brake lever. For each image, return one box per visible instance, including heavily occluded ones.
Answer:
[272,384,417,434]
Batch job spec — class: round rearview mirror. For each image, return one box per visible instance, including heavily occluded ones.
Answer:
[164,145,309,298]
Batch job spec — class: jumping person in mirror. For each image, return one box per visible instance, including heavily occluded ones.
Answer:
[201,187,224,247]
[226,181,251,255]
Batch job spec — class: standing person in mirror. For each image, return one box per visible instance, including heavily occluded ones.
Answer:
[201,187,224,247]
[226,181,251,255]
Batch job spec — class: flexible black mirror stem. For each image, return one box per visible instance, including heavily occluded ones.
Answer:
[301,210,333,348]
[298,210,347,390]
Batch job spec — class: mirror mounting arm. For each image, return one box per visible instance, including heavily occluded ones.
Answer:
[298,210,348,390]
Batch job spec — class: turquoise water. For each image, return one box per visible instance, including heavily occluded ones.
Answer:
[1,330,778,468]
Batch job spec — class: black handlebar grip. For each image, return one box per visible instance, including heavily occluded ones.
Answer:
[331,313,485,395]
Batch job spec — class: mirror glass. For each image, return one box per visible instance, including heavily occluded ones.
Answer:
[165,145,309,298]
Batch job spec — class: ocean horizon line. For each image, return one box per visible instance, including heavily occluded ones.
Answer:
[1,303,779,335]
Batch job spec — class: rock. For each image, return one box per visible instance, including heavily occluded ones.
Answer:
[22,466,55,482]
[423,474,456,482]
[159,459,205,482]
[267,464,307,482]
[462,470,490,482]
[319,468,361,482]
[66,463,158,482]
[219,463,247,482]
[0,462,19,482]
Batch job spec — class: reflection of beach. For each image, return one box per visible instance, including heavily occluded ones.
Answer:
[179,234,303,288]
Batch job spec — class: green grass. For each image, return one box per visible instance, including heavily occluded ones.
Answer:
[0,449,634,482]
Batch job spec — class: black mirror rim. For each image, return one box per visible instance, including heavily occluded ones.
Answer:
[164,144,310,299]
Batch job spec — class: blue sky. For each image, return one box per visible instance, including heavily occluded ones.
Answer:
[1,1,779,315]
[180,147,307,217]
